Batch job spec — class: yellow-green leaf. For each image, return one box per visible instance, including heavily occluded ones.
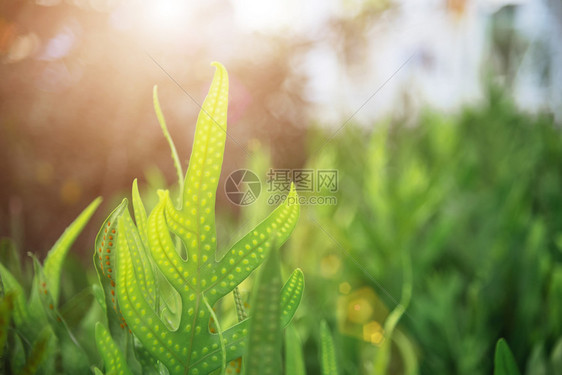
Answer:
[44,197,101,304]
[320,320,339,375]
[95,322,133,375]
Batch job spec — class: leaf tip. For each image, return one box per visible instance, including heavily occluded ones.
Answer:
[211,61,226,71]
[156,189,169,200]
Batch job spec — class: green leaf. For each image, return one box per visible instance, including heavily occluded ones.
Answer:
[30,255,58,323]
[44,197,102,304]
[93,199,129,340]
[0,263,28,328]
[245,249,283,375]
[19,326,53,375]
[0,293,14,359]
[31,255,90,373]
[550,338,562,374]
[164,184,299,305]
[494,338,521,375]
[280,269,304,327]
[132,336,159,375]
[181,61,228,211]
[92,284,107,312]
[224,358,243,374]
[225,270,303,375]
[153,85,184,197]
[95,322,133,375]
[120,208,158,311]
[132,179,149,246]
[233,287,248,322]
[320,320,339,375]
[102,62,301,375]
[285,325,306,375]
[10,333,25,374]
[0,238,22,283]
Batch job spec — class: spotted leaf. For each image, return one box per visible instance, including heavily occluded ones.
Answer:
[207,185,299,305]
[320,320,339,375]
[245,249,283,375]
[121,208,157,310]
[96,62,302,375]
[95,322,133,375]
[94,199,129,339]
[280,268,304,327]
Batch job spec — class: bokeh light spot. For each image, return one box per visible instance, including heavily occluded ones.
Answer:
[60,178,82,205]
[320,254,341,277]
[338,287,389,341]
[6,33,40,62]
[36,0,62,6]
[363,321,385,346]
[39,24,79,61]
[348,297,373,324]
[339,282,351,294]
[35,162,54,185]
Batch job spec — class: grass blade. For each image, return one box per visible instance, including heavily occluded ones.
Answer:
[0,264,28,328]
[10,333,25,374]
[132,179,149,245]
[0,238,22,282]
[494,338,521,375]
[0,293,14,360]
[285,325,306,375]
[18,326,53,375]
[153,85,184,200]
[44,197,101,304]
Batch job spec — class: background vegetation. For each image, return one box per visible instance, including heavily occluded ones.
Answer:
[1,1,561,374]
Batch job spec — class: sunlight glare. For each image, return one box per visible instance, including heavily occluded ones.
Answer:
[141,0,192,37]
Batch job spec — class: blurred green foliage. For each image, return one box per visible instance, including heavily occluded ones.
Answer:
[0,199,102,374]
[2,82,562,375]
[494,338,521,375]
[283,86,562,374]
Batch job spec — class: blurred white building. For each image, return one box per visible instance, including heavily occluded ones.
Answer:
[231,0,562,125]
